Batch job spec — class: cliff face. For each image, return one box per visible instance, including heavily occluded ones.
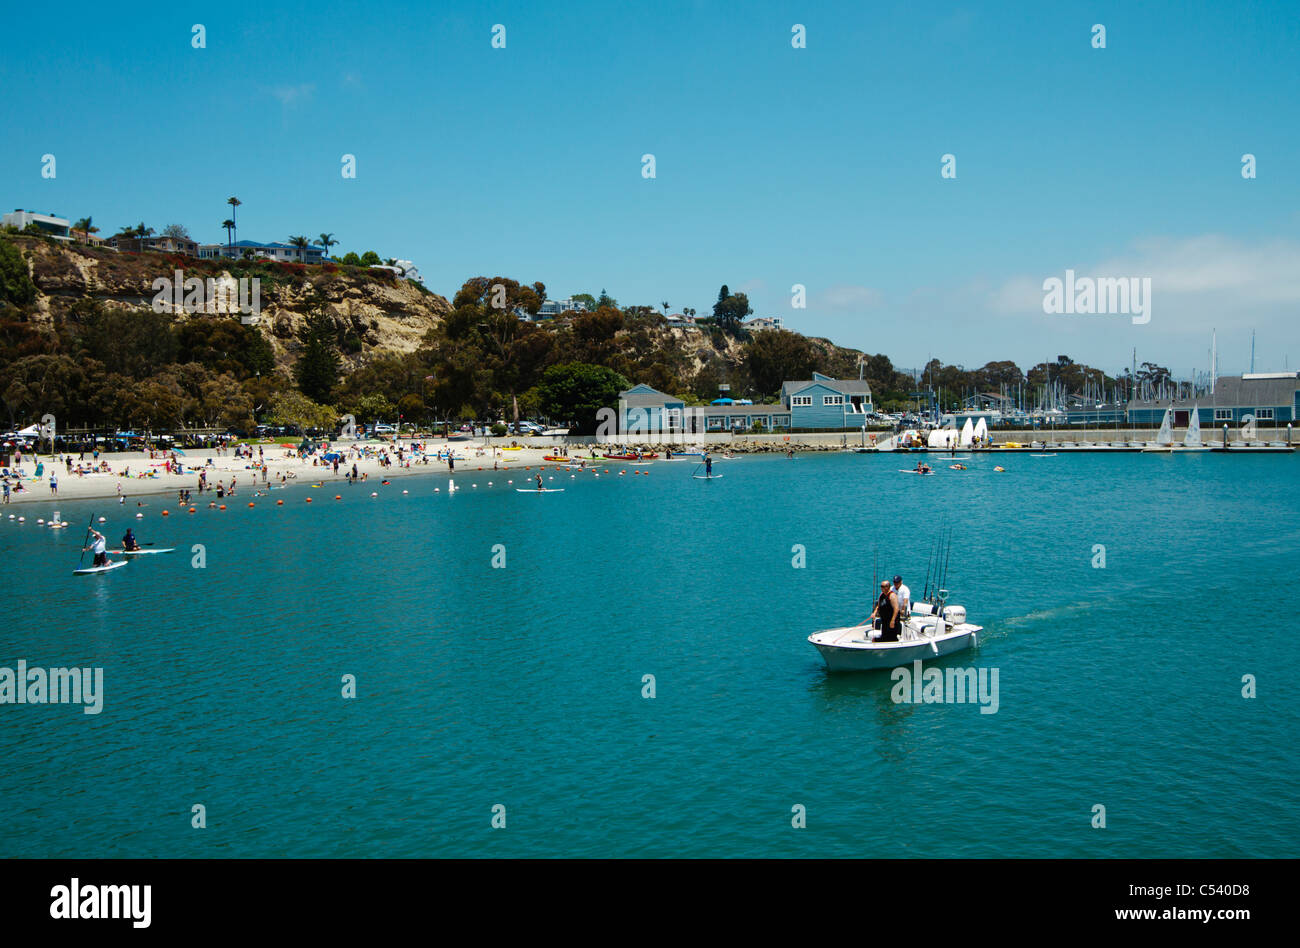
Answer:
[14,236,452,370]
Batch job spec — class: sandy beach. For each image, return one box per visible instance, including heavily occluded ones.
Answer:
[0,439,580,509]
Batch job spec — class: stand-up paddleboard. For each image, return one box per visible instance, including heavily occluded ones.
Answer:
[898,469,936,475]
[111,548,176,555]
[74,560,128,575]
[692,474,724,479]
[516,488,565,493]
[946,456,971,461]
[1030,453,1057,457]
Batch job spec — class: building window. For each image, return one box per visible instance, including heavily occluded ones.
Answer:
[773,416,790,428]
[1214,408,1232,421]
[790,396,812,407]
[823,395,843,406]
[1256,408,1274,420]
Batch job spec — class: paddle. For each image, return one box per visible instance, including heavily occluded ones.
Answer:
[78,513,94,568]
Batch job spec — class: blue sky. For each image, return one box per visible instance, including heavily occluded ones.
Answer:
[3,0,1298,377]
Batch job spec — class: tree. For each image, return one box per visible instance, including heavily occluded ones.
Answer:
[294,309,341,403]
[221,219,236,249]
[340,251,362,266]
[162,224,191,240]
[226,197,241,246]
[570,293,596,311]
[289,235,311,263]
[712,288,753,334]
[360,251,382,266]
[596,287,617,309]
[316,233,337,261]
[0,238,37,307]
[745,330,818,396]
[268,390,336,433]
[535,363,629,434]
[72,217,99,243]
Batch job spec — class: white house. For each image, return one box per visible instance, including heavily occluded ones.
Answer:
[743,316,783,331]
[3,209,71,241]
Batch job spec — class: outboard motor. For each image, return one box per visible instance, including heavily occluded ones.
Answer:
[942,605,966,625]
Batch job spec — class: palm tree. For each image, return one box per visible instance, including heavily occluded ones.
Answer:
[662,301,670,314]
[222,219,236,250]
[226,197,241,246]
[315,232,337,261]
[73,217,98,244]
[289,235,311,262]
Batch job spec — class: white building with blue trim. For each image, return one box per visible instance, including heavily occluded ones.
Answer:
[619,372,873,433]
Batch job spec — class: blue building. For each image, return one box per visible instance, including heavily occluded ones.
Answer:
[618,373,874,434]
[1127,372,1300,427]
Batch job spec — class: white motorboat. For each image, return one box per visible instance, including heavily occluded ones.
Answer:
[809,594,984,671]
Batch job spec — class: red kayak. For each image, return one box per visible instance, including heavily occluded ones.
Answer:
[602,452,659,460]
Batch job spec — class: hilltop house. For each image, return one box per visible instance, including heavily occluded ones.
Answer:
[198,240,324,264]
[109,233,200,255]
[2,210,71,241]
[743,316,783,331]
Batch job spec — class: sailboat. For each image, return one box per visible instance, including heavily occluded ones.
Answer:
[1178,404,1210,452]
[1142,407,1176,452]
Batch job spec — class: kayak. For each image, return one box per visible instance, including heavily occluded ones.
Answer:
[542,456,571,462]
[898,470,936,475]
[111,548,176,555]
[602,453,659,460]
[73,560,128,575]
[516,488,565,493]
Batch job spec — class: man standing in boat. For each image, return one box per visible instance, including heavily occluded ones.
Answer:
[868,580,901,642]
[892,575,911,619]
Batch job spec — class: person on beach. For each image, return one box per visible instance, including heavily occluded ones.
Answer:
[448,455,455,472]
[122,528,140,552]
[892,575,911,619]
[868,580,901,642]
[2,479,9,504]
[85,528,110,568]
[49,473,57,496]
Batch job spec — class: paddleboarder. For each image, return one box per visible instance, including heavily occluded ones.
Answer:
[121,528,141,552]
[535,473,544,490]
[85,528,111,568]
[704,453,713,477]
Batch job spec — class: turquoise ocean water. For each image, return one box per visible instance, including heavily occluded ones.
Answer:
[1,451,1297,858]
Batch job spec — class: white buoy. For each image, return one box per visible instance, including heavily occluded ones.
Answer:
[371,492,378,497]
[434,487,441,492]
[402,489,408,494]
[98,516,107,523]
[17,517,24,522]
[136,513,144,519]
[37,519,45,525]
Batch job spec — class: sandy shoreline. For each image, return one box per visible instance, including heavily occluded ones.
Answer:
[0,440,582,508]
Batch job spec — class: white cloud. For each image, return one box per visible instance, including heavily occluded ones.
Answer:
[270,83,316,106]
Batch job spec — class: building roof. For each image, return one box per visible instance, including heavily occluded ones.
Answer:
[1129,373,1300,410]
[781,372,873,399]
[620,384,684,407]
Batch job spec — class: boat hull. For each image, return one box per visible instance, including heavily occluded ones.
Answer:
[809,625,978,671]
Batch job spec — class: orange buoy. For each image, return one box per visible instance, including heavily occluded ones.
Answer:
[248,502,255,507]
[277,499,284,505]
[306,497,313,503]
[219,504,227,510]
[335,495,341,500]
[162,510,169,516]
[188,506,196,513]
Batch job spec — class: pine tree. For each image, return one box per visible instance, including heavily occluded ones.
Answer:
[294,309,341,403]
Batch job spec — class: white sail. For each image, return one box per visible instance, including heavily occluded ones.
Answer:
[1242,414,1257,441]
[1183,405,1202,447]
[927,427,958,449]
[959,418,975,447]
[1155,407,1173,445]
[973,417,989,444]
